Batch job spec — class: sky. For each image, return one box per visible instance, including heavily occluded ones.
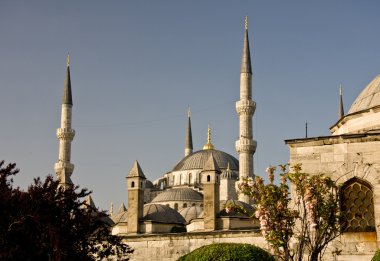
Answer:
[1,1,380,211]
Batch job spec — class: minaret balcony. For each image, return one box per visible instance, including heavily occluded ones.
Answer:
[57,128,75,140]
[235,139,257,154]
[54,161,74,175]
[236,100,256,115]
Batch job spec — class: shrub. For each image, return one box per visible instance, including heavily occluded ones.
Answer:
[372,249,380,261]
[178,243,274,261]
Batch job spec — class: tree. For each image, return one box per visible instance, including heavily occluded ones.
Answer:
[238,164,341,261]
[0,160,133,261]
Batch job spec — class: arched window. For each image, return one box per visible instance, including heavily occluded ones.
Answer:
[192,203,195,206]
[174,203,178,211]
[188,173,192,185]
[131,181,135,188]
[341,178,375,232]
[207,175,211,182]
[183,203,187,208]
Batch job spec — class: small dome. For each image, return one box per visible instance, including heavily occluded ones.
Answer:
[178,206,203,223]
[219,199,254,217]
[112,210,128,224]
[172,149,239,171]
[151,188,203,203]
[145,180,154,188]
[143,204,186,224]
[348,74,380,114]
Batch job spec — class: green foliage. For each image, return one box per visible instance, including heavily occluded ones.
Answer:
[177,243,275,261]
[238,164,342,261]
[372,249,380,261]
[0,160,133,261]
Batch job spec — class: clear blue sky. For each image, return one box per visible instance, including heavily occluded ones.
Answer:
[1,1,380,211]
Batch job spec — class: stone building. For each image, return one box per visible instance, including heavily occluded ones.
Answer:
[286,75,380,260]
[52,16,380,261]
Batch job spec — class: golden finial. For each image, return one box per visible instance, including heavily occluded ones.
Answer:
[340,83,342,96]
[67,53,70,67]
[110,202,114,216]
[245,16,248,30]
[188,106,191,118]
[203,124,214,150]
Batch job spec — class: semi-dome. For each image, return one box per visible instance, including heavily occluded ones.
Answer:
[145,180,154,188]
[151,188,203,203]
[172,149,239,171]
[143,204,186,224]
[348,74,380,114]
[178,206,203,223]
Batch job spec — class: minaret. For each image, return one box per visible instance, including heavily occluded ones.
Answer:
[235,17,257,203]
[339,83,344,120]
[201,154,221,231]
[126,160,146,234]
[54,54,75,189]
[185,107,193,156]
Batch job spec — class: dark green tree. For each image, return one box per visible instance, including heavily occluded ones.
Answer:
[0,160,133,261]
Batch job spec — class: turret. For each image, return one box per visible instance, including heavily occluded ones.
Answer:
[201,154,221,231]
[54,54,75,189]
[126,160,146,234]
[220,163,238,201]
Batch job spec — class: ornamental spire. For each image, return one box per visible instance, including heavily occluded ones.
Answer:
[185,107,193,156]
[203,125,214,150]
[241,16,252,74]
[62,53,73,105]
[339,83,344,120]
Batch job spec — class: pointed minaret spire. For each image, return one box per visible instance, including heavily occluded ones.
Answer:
[185,107,193,156]
[203,125,214,150]
[55,55,76,189]
[241,16,252,74]
[339,83,344,120]
[236,17,257,203]
[62,53,73,105]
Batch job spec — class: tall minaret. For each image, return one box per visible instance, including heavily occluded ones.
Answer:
[54,54,75,189]
[339,83,344,120]
[235,17,257,203]
[185,107,193,156]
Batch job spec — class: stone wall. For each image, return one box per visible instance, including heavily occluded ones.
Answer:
[122,230,266,261]
[287,135,380,260]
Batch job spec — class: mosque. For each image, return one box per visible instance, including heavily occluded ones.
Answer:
[53,17,380,260]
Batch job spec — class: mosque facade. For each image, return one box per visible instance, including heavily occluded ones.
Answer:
[53,18,379,260]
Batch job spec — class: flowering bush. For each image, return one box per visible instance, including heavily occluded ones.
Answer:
[238,164,341,261]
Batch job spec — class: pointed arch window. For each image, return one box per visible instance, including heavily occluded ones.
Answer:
[341,178,375,232]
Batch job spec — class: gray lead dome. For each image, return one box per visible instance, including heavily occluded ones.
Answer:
[349,74,380,114]
[152,188,203,203]
[172,149,239,171]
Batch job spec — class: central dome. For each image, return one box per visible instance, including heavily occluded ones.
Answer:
[348,74,380,114]
[172,149,239,171]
